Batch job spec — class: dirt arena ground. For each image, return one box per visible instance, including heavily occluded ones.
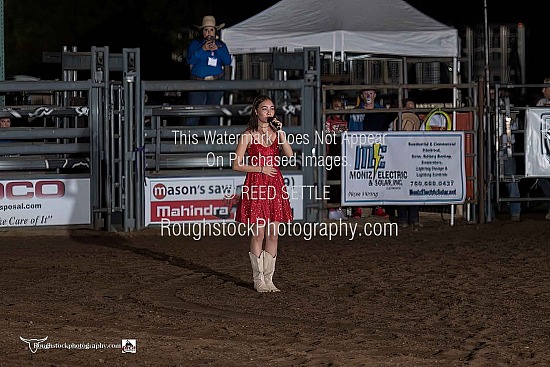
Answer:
[1,211,550,367]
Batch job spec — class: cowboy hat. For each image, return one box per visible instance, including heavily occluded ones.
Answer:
[195,15,225,30]
[392,112,421,131]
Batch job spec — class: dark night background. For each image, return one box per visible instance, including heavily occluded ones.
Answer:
[3,0,545,83]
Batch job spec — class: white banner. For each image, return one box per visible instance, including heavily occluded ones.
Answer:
[341,131,465,205]
[525,108,550,177]
[0,178,91,227]
[145,174,304,225]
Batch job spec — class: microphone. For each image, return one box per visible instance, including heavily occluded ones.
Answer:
[268,117,281,131]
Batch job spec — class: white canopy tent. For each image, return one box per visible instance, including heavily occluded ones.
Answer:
[222,0,459,59]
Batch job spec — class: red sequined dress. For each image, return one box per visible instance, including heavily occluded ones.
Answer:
[235,134,293,224]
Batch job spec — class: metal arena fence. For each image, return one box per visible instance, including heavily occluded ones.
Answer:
[6,46,536,231]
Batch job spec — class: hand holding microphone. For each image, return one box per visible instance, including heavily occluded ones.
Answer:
[267,117,282,131]
[203,35,218,51]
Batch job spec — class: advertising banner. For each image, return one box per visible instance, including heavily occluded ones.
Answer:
[525,108,550,177]
[341,131,465,206]
[145,174,304,225]
[0,178,91,227]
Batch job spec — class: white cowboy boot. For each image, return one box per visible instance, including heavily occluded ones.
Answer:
[262,251,280,292]
[249,252,269,292]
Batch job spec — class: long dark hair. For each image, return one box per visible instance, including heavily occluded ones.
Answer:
[247,94,274,132]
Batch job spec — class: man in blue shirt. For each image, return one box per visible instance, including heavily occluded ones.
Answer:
[186,16,232,126]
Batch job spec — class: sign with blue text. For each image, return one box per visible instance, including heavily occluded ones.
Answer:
[341,131,465,205]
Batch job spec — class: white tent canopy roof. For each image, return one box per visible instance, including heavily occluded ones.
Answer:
[222,0,459,58]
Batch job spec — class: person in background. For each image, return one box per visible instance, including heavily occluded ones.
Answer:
[500,130,521,221]
[403,98,416,112]
[348,89,389,132]
[325,96,347,134]
[0,117,13,143]
[0,117,11,129]
[394,98,423,228]
[386,98,419,222]
[390,98,422,132]
[233,95,294,292]
[325,96,349,220]
[536,77,550,106]
[534,77,550,220]
[186,15,232,126]
[349,89,392,217]
[486,87,521,222]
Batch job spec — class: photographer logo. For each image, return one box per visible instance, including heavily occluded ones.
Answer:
[122,339,137,354]
[20,336,48,353]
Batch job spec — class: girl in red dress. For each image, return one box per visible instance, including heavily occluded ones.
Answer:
[233,95,294,292]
